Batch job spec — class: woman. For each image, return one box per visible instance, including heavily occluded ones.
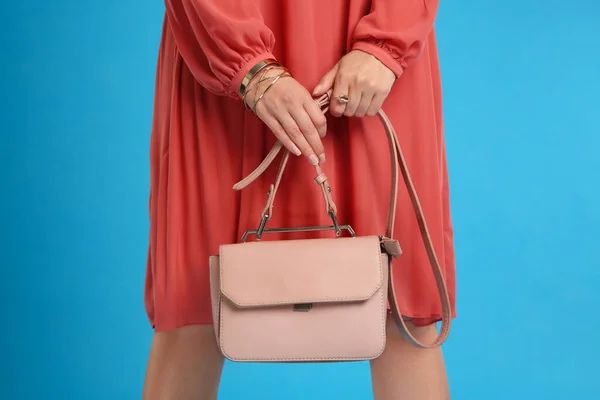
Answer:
[143,0,456,398]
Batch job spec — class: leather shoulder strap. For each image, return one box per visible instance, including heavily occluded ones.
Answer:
[233,93,452,348]
[377,109,452,348]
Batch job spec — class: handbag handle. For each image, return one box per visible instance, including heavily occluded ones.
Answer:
[233,92,452,349]
[239,145,343,239]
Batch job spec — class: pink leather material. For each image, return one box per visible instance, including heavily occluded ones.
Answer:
[229,93,452,349]
[209,93,452,361]
[219,236,383,307]
[209,255,221,341]
[210,253,389,362]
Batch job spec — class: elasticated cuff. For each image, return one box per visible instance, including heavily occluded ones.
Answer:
[352,40,406,79]
[227,52,278,99]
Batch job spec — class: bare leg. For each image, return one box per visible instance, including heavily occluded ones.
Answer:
[370,315,450,400]
[142,325,224,400]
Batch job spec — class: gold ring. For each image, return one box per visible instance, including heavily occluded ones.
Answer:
[337,95,350,104]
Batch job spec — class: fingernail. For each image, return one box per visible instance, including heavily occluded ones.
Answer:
[308,154,319,165]
[292,146,302,156]
[312,85,321,95]
[319,153,326,163]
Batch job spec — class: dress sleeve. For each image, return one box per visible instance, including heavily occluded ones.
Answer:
[164,0,276,98]
[351,0,439,78]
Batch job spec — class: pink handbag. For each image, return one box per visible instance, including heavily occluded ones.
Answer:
[209,94,452,363]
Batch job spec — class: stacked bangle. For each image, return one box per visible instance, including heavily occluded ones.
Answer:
[240,59,291,115]
[238,58,280,98]
[244,68,291,114]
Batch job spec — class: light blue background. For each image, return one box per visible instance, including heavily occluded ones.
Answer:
[1,1,599,399]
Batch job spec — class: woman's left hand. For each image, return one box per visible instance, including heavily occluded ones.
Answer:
[312,50,396,118]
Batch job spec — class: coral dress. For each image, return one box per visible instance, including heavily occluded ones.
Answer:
[146,0,456,332]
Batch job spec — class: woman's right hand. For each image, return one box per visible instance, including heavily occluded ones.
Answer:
[244,67,327,165]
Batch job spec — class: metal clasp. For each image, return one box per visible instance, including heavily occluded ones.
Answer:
[293,303,313,312]
[328,209,342,236]
[241,203,355,243]
[255,214,269,240]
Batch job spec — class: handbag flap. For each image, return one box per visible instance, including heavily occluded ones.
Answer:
[219,235,384,307]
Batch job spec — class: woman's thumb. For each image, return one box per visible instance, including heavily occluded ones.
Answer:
[312,63,339,96]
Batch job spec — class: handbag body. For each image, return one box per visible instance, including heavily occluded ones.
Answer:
[209,93,452,363]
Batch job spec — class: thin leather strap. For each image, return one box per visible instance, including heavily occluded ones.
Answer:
[381,110,452,348]
[259,152,337,220]
[260,149,290,218]
[233,93,452,348]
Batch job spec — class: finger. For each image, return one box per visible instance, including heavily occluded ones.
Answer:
[366,93,387,117]
[290,106,325,164]
[312,63,339,96]
[343,83,362,117]
[259,109,302,156]
[330,72,349,117]
[277,112,319,165]
[303,97,328,138]
[355,92,375,117]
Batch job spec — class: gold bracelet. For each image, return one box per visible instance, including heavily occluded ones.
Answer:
[238,58,279,98]
[242,67,290,110]
[250,70,291,115]
[242,65,285,107]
